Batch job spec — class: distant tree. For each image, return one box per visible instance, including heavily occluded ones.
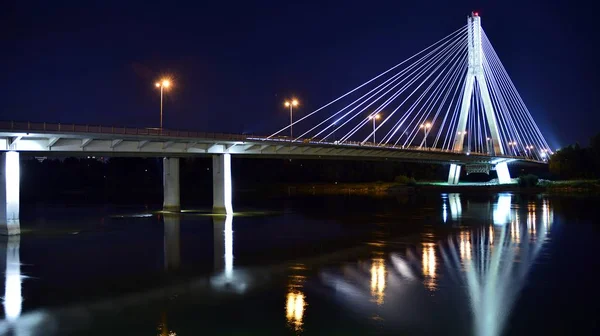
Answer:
[549,132,600,179]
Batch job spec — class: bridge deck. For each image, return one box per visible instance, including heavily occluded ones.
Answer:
[0,121,543,164]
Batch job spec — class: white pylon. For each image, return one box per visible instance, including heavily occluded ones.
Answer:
[453,12,503,155]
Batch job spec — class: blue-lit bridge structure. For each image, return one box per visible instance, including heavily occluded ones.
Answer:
[0,13,552,235]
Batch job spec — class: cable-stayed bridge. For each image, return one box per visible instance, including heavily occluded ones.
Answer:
[268,12,552,182]
[0,13,552,235]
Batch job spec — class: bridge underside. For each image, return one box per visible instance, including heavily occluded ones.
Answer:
[448,160,512,185]
[0,128,531,235]
[0,130,529,165]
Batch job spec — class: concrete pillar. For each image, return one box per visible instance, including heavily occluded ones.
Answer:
[163,157,180,211]
[212,154,233,214]
[495,162,512,184]
[447,163,462,185]
[163,214,180,271]
[0,152,20,235]
[1,235,21,320]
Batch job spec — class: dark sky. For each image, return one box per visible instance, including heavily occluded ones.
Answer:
[1,0,598,149]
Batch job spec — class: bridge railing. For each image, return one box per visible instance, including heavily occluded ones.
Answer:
[0,120,539,162]
[0,121,249,142]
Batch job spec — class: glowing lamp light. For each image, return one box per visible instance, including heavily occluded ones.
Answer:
[155,79,171,88]
[285,99,299,107]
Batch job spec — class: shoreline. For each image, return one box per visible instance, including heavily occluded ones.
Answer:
[278,180,600,196]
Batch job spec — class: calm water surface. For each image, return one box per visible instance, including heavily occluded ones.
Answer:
[0,192,598,335]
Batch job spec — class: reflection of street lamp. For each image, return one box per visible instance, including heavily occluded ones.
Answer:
[155,79,171,129]
[370,258,386,304]
[286,264,307,332]
[420,122,432,148]
[284,99,299,138]
[422,243,437,291]
[368,113,381,143]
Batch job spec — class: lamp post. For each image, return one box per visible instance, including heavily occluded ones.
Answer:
[368,113,381,143]
[525,145,534,158]
[508,141,517,156]
[284,99,299,138]
[457,131,467,152]
[420,122,432,148]
[486,137,491,155]
[155,79,171,130]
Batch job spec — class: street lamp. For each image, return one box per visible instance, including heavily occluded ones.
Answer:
[508,141,517,155]
[368,113,381,143]
[525,145,534,158]
[420,122,432,148]
[486,137,491,155]
[284,99,299,138]
[155,79,171,130]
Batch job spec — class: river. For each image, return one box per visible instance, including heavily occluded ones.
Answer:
[0,192,598,335]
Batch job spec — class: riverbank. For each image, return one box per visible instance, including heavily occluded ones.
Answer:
[279,179,600,196]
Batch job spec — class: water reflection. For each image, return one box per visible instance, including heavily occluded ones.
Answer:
[163,215,180,271]
[370,258,386,304]
[286,264,307,332]
[1,236,21,321]
[210,215,245,293]
[421,244,437,290]
[459,231,472,261]
[493,194,512,225]
[212,215,233,277]
[319,195,554,336]
[444,199,554,336]
[443,193,462,221]
[157,312,177,336]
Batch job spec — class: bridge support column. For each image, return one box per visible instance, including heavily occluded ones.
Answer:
[212,154,233,214]
[163,157,180,212]
[495,162,512,184]
[0,152,20,236]
[447,163,461,185]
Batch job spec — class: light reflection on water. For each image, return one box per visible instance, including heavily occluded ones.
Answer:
[320,194,555,336]
[156,312,176,336]
[370,258,386,304]
[421,244,437,291]
[0,194,565,336]
[286,264,307,332]
[1,236,21,321]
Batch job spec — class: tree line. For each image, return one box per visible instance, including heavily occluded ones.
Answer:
[549,132,600,179]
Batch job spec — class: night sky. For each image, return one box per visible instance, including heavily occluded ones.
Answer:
[1,0,598,149]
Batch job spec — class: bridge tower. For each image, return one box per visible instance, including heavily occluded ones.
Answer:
[449,12,511,184]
